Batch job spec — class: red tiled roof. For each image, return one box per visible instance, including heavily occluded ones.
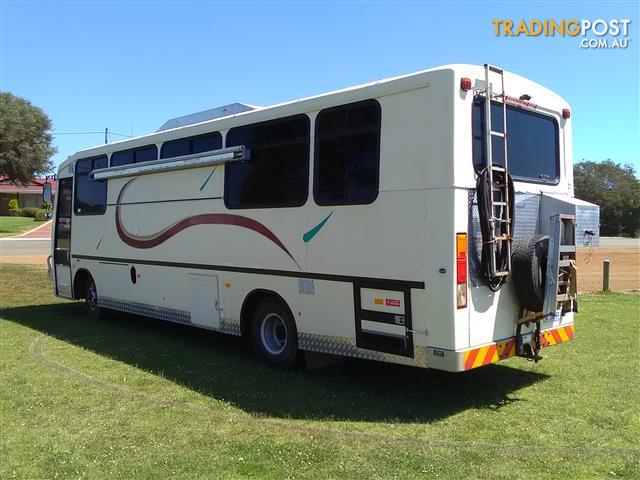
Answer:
[0,177,57,194]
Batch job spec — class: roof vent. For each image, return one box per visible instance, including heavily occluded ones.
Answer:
[156,103,258,132]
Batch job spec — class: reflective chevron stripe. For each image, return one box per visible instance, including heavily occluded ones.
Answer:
[540,324,575,347]
[463,324,575,371]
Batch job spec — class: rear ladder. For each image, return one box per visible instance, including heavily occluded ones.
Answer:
[543,214,578,316]
[483,63,512,277]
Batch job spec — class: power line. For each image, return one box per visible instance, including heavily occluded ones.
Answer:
[52,130,133,138]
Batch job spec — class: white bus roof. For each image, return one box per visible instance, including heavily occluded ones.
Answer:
[58,64,567,172]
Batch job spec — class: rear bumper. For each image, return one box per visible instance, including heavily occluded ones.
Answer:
[425,323,575,372]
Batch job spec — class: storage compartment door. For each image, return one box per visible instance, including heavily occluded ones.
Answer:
[188,274,220,329]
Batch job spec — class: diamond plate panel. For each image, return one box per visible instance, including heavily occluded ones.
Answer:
[468,190,541,287]
[299,333,428,368]
[97,299,427,367]
[99,296,242,336]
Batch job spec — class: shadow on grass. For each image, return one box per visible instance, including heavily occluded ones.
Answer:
[2,302,549,423]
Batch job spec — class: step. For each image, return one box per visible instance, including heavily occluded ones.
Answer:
[491,270,510,277]
[490,131,505,138]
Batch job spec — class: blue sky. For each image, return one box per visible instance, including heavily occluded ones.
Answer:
[1,1,638,171]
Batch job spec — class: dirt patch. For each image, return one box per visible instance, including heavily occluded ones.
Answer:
[576,247,640,293]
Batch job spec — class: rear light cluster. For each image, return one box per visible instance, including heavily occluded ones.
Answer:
[456,233,468,309]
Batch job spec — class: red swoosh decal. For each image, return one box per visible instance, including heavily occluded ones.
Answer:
[115,179,300,269]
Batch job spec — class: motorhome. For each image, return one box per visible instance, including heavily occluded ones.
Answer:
[48,64,599,371]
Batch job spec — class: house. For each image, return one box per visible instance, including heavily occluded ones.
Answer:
[0,177,57,215]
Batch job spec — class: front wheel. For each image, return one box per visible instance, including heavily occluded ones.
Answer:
[251,299,298,368]
[85,276,103,320]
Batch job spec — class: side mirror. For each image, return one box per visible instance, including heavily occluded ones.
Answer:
[43,182,52,204]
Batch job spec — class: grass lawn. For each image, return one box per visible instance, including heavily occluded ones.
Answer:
[0,216,46,237]
[1,264,638,479]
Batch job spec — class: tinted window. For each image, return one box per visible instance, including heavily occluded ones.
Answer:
[225,116,309,209]
[160,132,222,159]
[74,155,108,215]
[111,144,158,166]
[57,178,72,219]
[314,100,381,206]
[135,145,158,163]
[160,138,190,159]
[110,150,133,167]
[472,97,559,183]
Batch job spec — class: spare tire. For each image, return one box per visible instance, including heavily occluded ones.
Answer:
[511,235,549,312]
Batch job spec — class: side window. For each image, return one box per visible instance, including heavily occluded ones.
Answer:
[57,178,72,219]
[111,145,158,166]
[135,145,158,163]
[314,100,381,206]
[110,150,133,167]
[74,155,108,215]
[160,138,190,159]
[160,132,222,159]
[225,115,309,209]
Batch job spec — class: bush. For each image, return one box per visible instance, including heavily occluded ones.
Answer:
[20,207,46,219]
[8,198,19,210]
[34,210,46,221]
[9,208,23,217]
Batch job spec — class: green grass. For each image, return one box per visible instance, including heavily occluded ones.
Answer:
[0,216,46,237]
[1,264,638,479]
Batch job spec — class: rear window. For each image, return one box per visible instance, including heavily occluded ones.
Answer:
[472,97,559,184]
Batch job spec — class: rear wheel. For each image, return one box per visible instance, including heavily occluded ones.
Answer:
[85,276,103,320]
[251,298,298,368]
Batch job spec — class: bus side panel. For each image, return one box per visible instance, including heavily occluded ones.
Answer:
[421,188,469,353]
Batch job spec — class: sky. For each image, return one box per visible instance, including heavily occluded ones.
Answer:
[1,1,638,172]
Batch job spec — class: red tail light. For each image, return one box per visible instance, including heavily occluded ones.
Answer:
[457,258,467,284]
[460,77,473,92]
[562,108,571,119]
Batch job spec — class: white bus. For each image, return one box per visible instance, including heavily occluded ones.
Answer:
[48,64,599,372]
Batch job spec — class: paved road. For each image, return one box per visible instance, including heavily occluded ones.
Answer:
[599,237,640,248]
[0,238,50,258]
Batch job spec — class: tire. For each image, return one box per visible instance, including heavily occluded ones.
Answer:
[511,235,549,312]
[85,275,103,320]
[250,298,298,368]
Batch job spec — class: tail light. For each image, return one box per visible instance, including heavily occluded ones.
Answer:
[456,233,468,309]
[562,108,571,119]
[460,77,473,92]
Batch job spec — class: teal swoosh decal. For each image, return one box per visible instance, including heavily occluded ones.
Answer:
[200,167,216,191]
[303,211,334,243]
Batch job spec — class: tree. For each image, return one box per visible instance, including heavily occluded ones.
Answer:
[0,92,56,184]
[574,160,640,237]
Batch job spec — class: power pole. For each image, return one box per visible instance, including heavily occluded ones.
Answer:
[105,127,109,144]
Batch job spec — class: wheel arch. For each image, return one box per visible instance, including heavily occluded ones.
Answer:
[73,268,92,300]
[240,288,296,338]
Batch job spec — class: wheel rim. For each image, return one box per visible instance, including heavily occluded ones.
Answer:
[87,282,98,311]
[260,313,288,356]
